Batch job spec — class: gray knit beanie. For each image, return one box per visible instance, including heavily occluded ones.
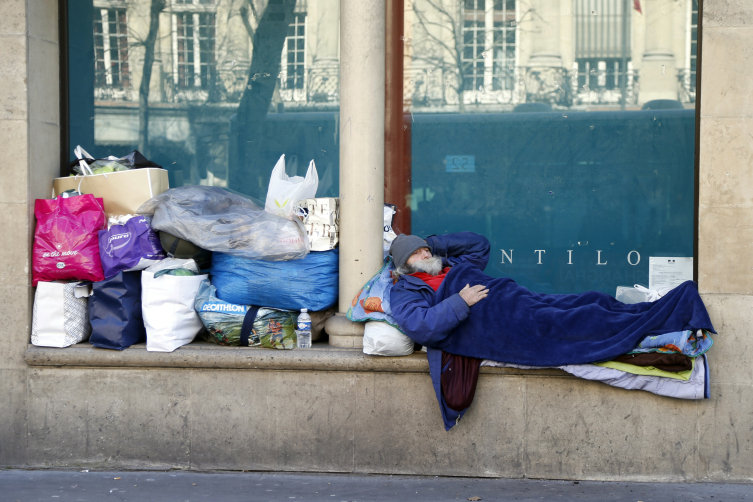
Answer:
[389,235,429,269]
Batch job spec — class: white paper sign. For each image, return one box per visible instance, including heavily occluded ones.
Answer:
[649,257,693,290]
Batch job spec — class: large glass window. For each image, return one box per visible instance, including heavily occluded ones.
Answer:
[403,0,698,294]
[69,0,339,199]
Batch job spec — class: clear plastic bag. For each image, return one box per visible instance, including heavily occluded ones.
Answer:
[616,284,672,304]
[138,185,309,261]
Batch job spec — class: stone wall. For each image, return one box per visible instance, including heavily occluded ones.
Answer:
[696,0,753,481]
[1,0,752,482]
[0,0,61,466]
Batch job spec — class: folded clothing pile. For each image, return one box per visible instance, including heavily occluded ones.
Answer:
[482,328,714,400]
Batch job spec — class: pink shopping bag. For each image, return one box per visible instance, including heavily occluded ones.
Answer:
[32,194,107,286]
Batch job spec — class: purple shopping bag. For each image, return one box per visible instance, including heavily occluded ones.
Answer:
[98,216,165,279]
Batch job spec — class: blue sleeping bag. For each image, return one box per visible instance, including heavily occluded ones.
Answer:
[211,249,338,311]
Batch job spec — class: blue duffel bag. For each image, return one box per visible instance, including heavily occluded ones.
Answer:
[89,271,146,350]
[211,249,338,311]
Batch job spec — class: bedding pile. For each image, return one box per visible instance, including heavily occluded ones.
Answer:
[352,231,717,431]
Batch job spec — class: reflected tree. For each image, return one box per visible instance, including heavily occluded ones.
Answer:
[138,0,167,156]
[411,0,470,112]
[230,0,298,192]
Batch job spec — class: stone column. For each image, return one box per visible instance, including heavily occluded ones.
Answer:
[639,0,677,103]
[325,0,385,348]
[529,0,562,67]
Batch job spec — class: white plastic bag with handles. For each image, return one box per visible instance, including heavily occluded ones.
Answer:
[363,321,414,357]
[265,155,318,218]
[142,259,207,352]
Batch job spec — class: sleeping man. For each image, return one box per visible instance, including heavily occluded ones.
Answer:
[388,232,715,430]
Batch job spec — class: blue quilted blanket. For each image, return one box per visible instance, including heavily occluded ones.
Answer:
[434,263,715,366]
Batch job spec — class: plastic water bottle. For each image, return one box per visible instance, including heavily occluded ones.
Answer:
[296,308,312,348]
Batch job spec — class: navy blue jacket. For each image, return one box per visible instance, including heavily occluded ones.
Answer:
[390,232,491,430]
[390,232,490,347]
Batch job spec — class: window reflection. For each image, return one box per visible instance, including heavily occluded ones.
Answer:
[407,0,696,112]
[405,0,698,294]
[73,0,339,199]
[94,7,130,93]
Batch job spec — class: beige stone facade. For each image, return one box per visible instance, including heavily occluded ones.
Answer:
[1,0,752,482]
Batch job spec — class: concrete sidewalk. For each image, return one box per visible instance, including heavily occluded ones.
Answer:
[1,470,751,502]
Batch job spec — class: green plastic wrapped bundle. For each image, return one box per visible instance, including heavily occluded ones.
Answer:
[194,279,297,349]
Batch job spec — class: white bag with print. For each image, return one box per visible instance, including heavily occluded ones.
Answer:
[31,282,92,348]
[264,155,318,218]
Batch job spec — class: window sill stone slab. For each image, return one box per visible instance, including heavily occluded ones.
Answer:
[23,342,569,376]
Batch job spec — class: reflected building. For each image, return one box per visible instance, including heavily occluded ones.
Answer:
[87,0,696,190]
[406,0,698,111]
[89,0,340,189]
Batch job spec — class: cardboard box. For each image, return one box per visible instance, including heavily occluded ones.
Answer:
[53,168,169,218]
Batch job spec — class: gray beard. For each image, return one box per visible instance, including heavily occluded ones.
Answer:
[400,255,444,276]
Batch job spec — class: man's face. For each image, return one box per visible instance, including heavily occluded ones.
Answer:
[406,247,432,266]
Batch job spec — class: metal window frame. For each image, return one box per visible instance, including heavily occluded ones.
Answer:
[692,0,704,282]
[59,0,69,177]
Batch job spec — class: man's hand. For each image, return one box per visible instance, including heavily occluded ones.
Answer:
[459,284,489,307]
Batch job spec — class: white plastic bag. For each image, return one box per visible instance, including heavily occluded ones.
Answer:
[363,321,414,356]
[31,282,92,347]
[265,155,318,218]
[142,259,207,352]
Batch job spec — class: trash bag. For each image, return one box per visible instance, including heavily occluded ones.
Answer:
[89,271,146,350]
[98,215,165,279]
[138,185,309,261]
[211,249,338,311]
[69,145,162,176]
[32,194,107,286]
[195,279,298,349]
[265,154,318,218]
[363,321,414,356]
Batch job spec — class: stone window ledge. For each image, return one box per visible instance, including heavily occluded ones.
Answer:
[24,342,568,376]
